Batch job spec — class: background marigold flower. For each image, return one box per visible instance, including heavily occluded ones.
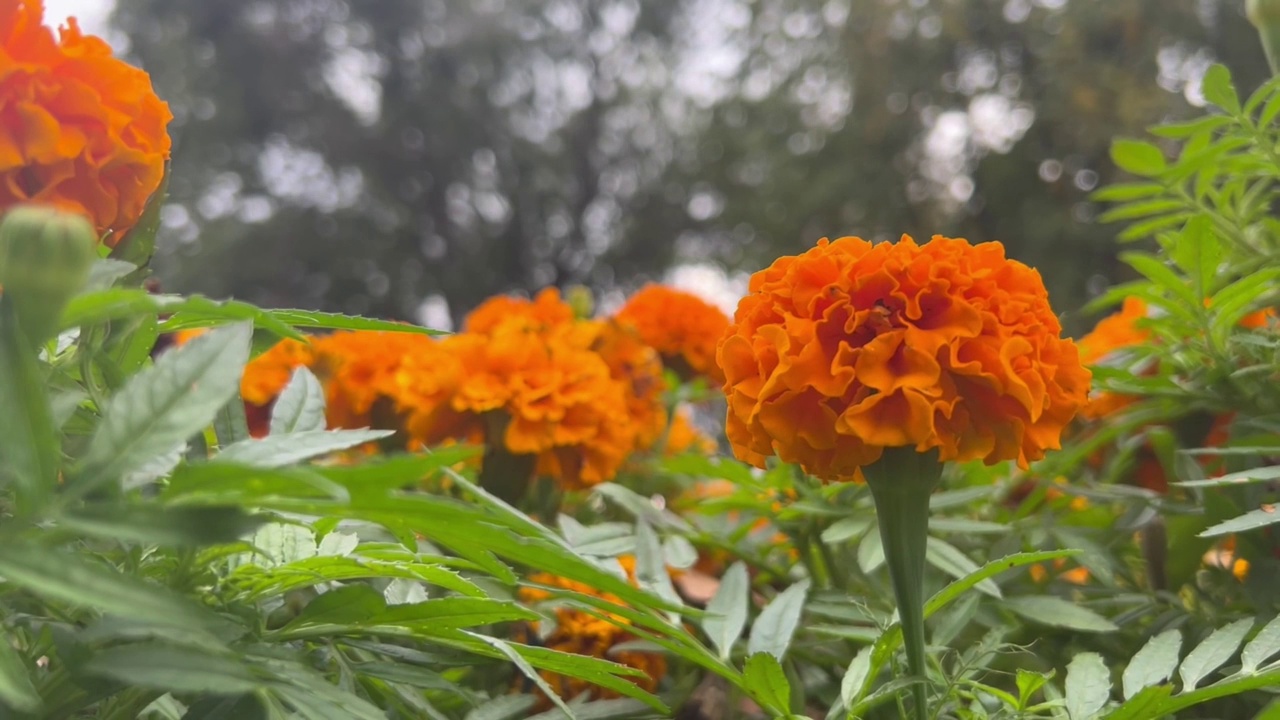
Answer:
[718,235,1090,480]
[585,319,669,450]
[309,330,439,430]
[443,319,637,489]
[464,287,577,335]
[616,284,731,384]
[241,338,315,406]
[1,0,172,244]
[517,557,666,707]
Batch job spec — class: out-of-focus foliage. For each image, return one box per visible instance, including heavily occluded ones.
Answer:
[111,0,1269,327]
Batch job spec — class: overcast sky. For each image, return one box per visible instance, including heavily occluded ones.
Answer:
[44,0,112,36]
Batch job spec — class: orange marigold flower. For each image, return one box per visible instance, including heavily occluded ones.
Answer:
[464,287,577,336]
[518,556,666,706]
[663,406,717,456]
[241,338,315,406]
[719,235,1090,480]
[1077,297,1153,419]
[1,0,172,245]
[586,319,669,450]
[441,319,637,489]
[616,284,731,384]
[309,329,439,430]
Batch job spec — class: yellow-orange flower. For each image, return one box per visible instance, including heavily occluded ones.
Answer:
[442,318,637,489]
[719,235,1090,480]
[518,556,666,706]
[1,0,171,245]
[585,319,668,449]
[465,287,576,335]
[1077,297,1153,419]
[616,284,731,383]
[241,338,315,406]
[309,329,440,430]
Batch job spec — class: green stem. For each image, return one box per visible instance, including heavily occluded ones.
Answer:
[862,446,943,720]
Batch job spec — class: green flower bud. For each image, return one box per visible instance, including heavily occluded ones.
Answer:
[1248,0,1280,76]
[0,206,97,346]
[565,284,595,319]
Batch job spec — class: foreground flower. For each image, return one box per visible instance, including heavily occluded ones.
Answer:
[617,284,731,383]
[719,235,1090,479]
[517,556,666,707]
[720,235,1087,717]
[1,0,172,244]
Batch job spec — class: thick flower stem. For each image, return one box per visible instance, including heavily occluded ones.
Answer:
[862,446,943,720]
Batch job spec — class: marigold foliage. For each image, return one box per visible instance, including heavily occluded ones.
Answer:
[0,0,171,244]
[616,284,731,384]
[518,556,666,706]
[718,235,1090,480]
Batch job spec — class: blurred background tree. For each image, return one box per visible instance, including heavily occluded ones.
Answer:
[110,0,1269,330]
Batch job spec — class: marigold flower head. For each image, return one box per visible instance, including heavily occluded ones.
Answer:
[241,338,315,406]
[310,329,440,430]
[518,556,666,706]
[1077,297,1153,419]
[443,318,637,489]
[464,287,577,336]
[616,284,731,383]
[719,235,1090,480]
[585,319,669,449]
[1,0,172,244]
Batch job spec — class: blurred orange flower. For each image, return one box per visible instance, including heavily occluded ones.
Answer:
[518,556,666,706]
[585,319,669,450]
[465,287,576,335]
[1,0,171,244]
[663,406,717,456]
[1077,297,1153,419]
[309,330,438,430]
[441,318,637,489]
[616,284,731,383]
[719,235,1090,481]
[241,338,315,406]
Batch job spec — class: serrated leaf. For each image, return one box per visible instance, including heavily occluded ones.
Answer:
[79,323,251,487]
[83,643,261,694]
[60,504,263,547]
[464,696,539,720]
[1110,139,1167,177]
[0,300,59,503]
[1004,597,1118,633]
[821,517,871,544]
[0,543,211,628]
[1065,652,1111,720]
[1198,504,1280,537]
[1241,614,1280,672]
[1100,684,1174,720]
[747,579,810,660]
[255,309,446,336]
[249,523,318,567]
[83,258,139,292]
[1016,669,1051,707]
[743,652,791,714]
[1179,618,1253,690]
[270,367,327,435]
[466,634,577,719]
[1202,64,1240,115]
[217,429,392,468]
[926,537,1000,598]
[0,637,39,713]
[703,562,749,660]
[1122,629,1181,700]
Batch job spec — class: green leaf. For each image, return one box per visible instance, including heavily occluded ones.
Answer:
[857,528,885,573]
[1201,64,1241,115]
[166,462,350,503]
[926,537,1000,598]
[465,634,577,719]
[1003,597,1118,633]
[1176,464,1280,489]
[216,429,393,468]
[464,696,538,720]
[1197,505,1280,538]
[215,392,251,447]
[746,579,810,660]
[1098,199,1184,223]
[633,521,683,609]
[83,258,139,292]
[1065,652,1111,720]
[0,300,59,504]
[1148,114,1232,138]
[78,322,251,488]
[703,562,749,661]
[1120,252,1196,307]
[0,543,211,627]
[59,504,263,546]
[83,643,261,694]
[1016,669,1051,708]
[1110,139,1167,177]
[927,518,1008,535]
[743,652,791,714]
[1241,614,1280,672]
[839,646,873,711]
[238,308,446,336]
[821,517,871,543]
[0,636,39,713]
[270,367,327,435]
[1100,684,1173,720]
[1089,182,1166,202]
[1179,618,1254,690]
[1121,629,1181,700]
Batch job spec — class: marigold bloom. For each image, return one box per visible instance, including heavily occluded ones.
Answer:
[1077,297,1154,419]
[663,406,717,456]
[584,319,669,450]
[241,338,315,406]
[309,330,440,430]
[518,556,666,706]
[464,287,576,335]
[441,318,637,489]
[616,284,731,383]
[1,0,172,244]
[719,235,1089,480]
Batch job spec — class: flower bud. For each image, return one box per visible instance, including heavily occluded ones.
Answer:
[0,206,97,345]
[1248,0,1280,75]
[565,284,594,319]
